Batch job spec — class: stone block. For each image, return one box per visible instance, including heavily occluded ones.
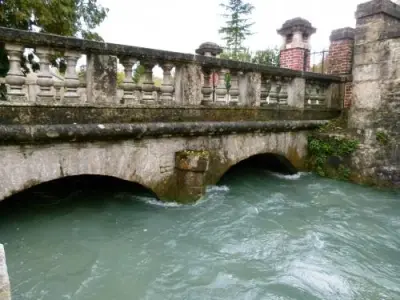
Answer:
[287,77,305,109]
[0,244,11,300]
[353,64,381,81]
[352,81,382,109]
[86,54,118,104]
[174,64,202,105]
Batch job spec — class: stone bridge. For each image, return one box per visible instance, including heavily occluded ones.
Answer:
[0,20,344,203]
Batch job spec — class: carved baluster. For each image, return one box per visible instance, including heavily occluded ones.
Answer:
[4,44,26,102]
[278,77,289,106]
[215,68,228,105]
[201,67,213,105]
[64,51,80,103]
[141,61,155,103]
[229,70,239,106]
[120,57,137,104]
[160,62,174,104]
[54,80,64,101]
[260,75,271,106]
[305,81,312,106]
[36,47,54,102]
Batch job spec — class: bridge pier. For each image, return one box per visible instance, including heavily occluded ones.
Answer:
[0,245,11,300]
[175,150,210,203]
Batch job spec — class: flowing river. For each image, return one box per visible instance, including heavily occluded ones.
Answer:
[0,167,399,300]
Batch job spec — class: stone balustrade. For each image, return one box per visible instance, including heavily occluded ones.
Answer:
[0,26,343,109]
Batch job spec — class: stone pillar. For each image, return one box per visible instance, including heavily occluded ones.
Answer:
[277,18,316,71]
[328,27,355,108]
[0,244,11,300]
[86,54,118,104]
[348,0,400,186]
[175,150,210,203]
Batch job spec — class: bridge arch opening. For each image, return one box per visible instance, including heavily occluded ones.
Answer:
[0,175,158,213]
[217,153,298,184]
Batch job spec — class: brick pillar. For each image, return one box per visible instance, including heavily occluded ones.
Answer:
[327,27,355,108]
[277,18,316,71]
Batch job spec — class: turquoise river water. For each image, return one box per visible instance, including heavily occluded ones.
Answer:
[0,167,400,300]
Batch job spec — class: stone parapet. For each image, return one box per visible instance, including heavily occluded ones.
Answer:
[0,26,342,111]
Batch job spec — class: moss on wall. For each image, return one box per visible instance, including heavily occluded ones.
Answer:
[307,134,359,181]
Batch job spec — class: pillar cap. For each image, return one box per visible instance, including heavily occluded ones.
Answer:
[195,42,223,57]
[330,27,355,41]
[277,17,316,36]
[356,0,400,20]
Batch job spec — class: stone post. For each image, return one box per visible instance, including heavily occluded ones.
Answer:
[86,54,118,104]
[328,27,355,108]
[175,150,210,203]
[4,43,26,103]
[277,18,316,71]
[348,0,400,186]
[0,244,11,300]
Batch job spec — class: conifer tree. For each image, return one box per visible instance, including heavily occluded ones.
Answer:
[219,0,255,59]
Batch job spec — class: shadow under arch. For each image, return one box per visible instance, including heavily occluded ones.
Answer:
[216,153,298,184]
[1,174,159,209]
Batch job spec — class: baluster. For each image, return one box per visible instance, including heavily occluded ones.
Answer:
[4,43,26,102]
[268,76,279,106]
[54,80,64,101]
[229,70,239,106]
[201,67,213,105]
[260,75,271,106]
[36,47,55,102]
[160,62,174,104]
[64,51,80,103]
[141,61,155,103]
[305,81,312,106]
[215,68,228,105]
[278,77,289,106]
[120,57,137,104]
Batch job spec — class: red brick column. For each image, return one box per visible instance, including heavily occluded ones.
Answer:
[327,27,355,108]
[279,48,310,71]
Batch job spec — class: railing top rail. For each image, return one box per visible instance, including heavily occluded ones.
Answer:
[0,26,342,82]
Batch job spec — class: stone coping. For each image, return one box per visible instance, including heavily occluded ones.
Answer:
[356,0,400,20]
[330,27,355,41]
[0,27,341,82]
[0,120,328,145]
[0,102,340,110]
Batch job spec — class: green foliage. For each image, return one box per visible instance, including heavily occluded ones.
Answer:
[318,117,348,133]
[224,72,231,91]
[219,47,280,66]
[376,131,389,145]
[0,0,109,75]
[117,72,125,86]
[0,0,108,39]
[307,135,359,180]
[219,0,255,59]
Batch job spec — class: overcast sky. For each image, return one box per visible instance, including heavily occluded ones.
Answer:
[96,0,363,54]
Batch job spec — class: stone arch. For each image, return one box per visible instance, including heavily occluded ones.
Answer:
[212,152,299,185]
[2,174,159,203]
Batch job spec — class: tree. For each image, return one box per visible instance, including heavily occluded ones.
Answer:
[219,0,255,60]
[0,0,108,40]
[219,47,280,67]
[0,0,109,75]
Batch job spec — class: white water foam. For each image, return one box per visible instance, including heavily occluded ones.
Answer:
[206,185,230,193]
[268,171,310,180]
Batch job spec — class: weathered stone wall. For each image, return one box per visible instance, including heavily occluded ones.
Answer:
[0,244,10,300]
[348,0,400,187]
[0,121,321,203]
